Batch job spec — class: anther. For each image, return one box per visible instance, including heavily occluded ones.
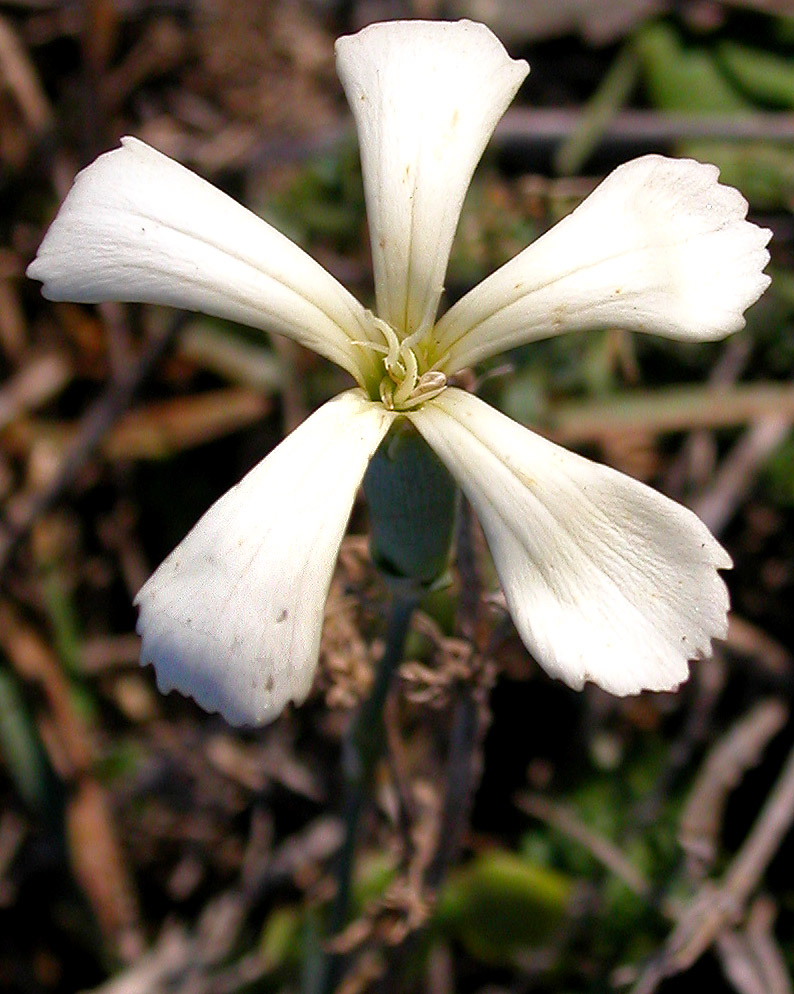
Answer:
[363,311,448,411]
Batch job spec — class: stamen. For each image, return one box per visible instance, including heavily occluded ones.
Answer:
[392,379,412,407]
[379,378,395,410]
[351,339,389,354]
[384,353,406,380]
[361,312,448,411]
[397,372,448,410]
[418,371,447,391]
[401,320,432,353]
[372,316,401,359]
[393,347,419,406]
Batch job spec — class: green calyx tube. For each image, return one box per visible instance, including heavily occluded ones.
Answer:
[363,419,459,587]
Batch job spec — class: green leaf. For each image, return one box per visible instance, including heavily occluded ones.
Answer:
[634,22,794,207]
[0,668,52,813]
[434,850,572,963]
[555,43,639,175]
[259,906,303,972]
[634,22,749,113]
[718,41,794,108]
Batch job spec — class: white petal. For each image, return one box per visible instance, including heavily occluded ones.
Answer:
[336,20,527,338]
[135,389,394,726]
[435,155,772,373]
[27,137,378,385]
[409,388,731,695]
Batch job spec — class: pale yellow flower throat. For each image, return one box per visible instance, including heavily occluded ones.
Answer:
[356,315,448,411]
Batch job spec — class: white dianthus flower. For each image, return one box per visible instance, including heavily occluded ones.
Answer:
[28,20,771,725]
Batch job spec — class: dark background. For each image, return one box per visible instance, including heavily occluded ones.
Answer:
[2,1,794,992]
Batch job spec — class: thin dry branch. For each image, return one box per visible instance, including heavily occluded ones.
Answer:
[631,729,794,993]
[517,792,652,899]
[83,817,344,994]
[716,896,792,994]
[0,603,142,958]
[0,314,184,579]
[0,352,71,431]
[546,382,794,446]
[679,699,788,877]
[0,11,52,132]
[496,108,794,146]
[693,418,792,535]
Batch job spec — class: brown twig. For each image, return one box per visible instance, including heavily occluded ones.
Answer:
[244,108,794,174]
[0,313,184,580]
[692,417,792,536]
[84,817,344,994]
[679,699,788,877]
[725,615,794,683]
[744,896,792,994]
[628,655,726,835]
[545,382,794,446]
[425,498,492,891]
[0,11,52,134]
[631,727,794,993]
[716,897,793,994]
[0,352,71,431]
[0,603,142,959]
[517,793,652,899]
[496,108,794,146]
[663,336,752,498]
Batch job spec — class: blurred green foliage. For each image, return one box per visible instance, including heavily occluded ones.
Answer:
[635,21,794,208]
[435,850,572,962]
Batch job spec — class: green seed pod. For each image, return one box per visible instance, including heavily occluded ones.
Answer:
[363,419,458,586]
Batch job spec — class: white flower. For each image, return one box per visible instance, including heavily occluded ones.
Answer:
[27,20,771,726]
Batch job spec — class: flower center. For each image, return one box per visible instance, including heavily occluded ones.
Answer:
[357,316,448,411]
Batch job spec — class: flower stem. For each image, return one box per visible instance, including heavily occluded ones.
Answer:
[313,591,418,994]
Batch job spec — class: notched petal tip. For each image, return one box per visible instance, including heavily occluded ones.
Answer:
[135,599,310,728]
[607,154,772,339]
[26,135,374,383]
[133,390,394,728]
[336,18,528,337]
[438,153,772,372]
[27,137,155,299]
[409,389,732,699]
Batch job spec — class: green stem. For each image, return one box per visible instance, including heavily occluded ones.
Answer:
[313,591,418,994]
